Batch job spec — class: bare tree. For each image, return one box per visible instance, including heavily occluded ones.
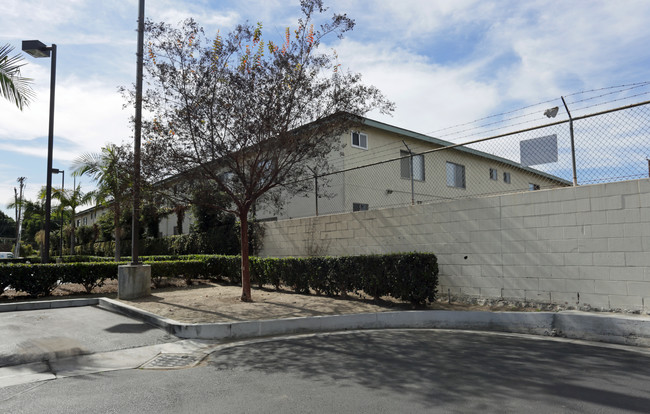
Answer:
[126,0,393,301]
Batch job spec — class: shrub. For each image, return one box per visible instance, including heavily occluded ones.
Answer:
[62,262,119,293]
[5,264,61,297]
[0,252,438,305]
[149,260,207,287]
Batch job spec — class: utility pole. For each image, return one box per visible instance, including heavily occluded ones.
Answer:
[118,0,151,300]
[131,0,145,265]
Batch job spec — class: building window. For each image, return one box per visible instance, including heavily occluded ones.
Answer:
[173,226,179,235]
[489,168,498,181]
[351,132,368,149]
[503,172,511,184]
[83,217,87,225]
[446,162,466,188]
[76,219,81,227]
[400,151,425,181]
[353,203,369,212]
[529,183,540,191]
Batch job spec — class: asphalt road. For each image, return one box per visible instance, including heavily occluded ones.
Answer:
[1,329,649,413]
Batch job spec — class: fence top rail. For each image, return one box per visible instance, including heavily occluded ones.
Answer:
[303,99,650,184]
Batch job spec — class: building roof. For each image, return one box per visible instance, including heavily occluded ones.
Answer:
[361,117,571,185]
[76,114,570,216]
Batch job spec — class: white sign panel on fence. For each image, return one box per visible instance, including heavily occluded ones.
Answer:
[520,134,558,166]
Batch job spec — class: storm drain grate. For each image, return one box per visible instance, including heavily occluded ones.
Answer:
[140,353,205,370]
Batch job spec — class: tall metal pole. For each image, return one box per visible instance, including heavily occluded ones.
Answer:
[402,141,415,205]
[131,0,145,265]
[70,175,76,254]
[561,96,578,186]
[60,172,64,258]
[314,174,319,216]
[42,44,57,263]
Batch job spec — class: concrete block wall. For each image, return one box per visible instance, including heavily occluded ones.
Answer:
[260,179,650,312]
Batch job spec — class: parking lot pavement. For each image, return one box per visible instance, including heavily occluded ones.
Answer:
[0,306,176,368]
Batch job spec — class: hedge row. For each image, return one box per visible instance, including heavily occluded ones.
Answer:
[0,253,438,305]
[1,262,120,297]
[55,254,216,264]
[73,232,240,257]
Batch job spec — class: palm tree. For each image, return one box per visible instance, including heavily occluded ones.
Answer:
[72,144,132,261]
[53,183,94,254]
[8,198,46,250]
[0,44,35,110]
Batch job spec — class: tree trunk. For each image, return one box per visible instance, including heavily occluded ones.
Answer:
[114,204,121,262]
[239,209,252,302]
[70,208,75,255]
[176,207,184,235]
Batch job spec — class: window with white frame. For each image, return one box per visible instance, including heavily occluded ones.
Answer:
[351,132,368,149]
[529,183,540,191]
[400,151,425,181]
[446,162,466,188]
[503,172,511,184]
[489,168,498,181]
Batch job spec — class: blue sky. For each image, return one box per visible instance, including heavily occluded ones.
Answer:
[1,0,650,218]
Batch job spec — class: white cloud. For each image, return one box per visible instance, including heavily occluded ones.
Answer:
[0,72,131,155]
[335,39,499,137]
[327,0,485,40]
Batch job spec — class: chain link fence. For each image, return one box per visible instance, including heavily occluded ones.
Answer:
[268,100,650,221]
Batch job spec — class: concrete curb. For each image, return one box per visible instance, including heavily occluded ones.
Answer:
[0,298,99,312]
[96,298,650,347]
[3,297,649,347]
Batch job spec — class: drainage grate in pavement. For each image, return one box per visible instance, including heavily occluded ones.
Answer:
[140,353,205,370]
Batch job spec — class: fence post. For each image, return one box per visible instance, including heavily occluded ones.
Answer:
[314,174,319,216]
[561,96,578,186]
[402,140,415,205]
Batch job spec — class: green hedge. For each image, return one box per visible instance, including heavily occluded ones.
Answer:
[1,262,120,297]
[0,253,438,305]
[73,232,241,257]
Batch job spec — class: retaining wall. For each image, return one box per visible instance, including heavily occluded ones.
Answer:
[260,179,650,313]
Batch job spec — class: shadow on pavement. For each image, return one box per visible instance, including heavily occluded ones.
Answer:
[207,330,650,412]
[104,323,158,334]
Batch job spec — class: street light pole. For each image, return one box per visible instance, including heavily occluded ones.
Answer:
[52,169,64,259]
[22,40,57,263]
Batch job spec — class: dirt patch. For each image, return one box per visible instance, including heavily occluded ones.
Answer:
[2,279,510,323]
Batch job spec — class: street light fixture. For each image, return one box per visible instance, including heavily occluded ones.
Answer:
[22,39,57,263]
[52,168,64,259]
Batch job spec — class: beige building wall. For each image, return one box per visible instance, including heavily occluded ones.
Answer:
[75,206,192,237]
[260,179,650,313]
[259,123,567,220]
